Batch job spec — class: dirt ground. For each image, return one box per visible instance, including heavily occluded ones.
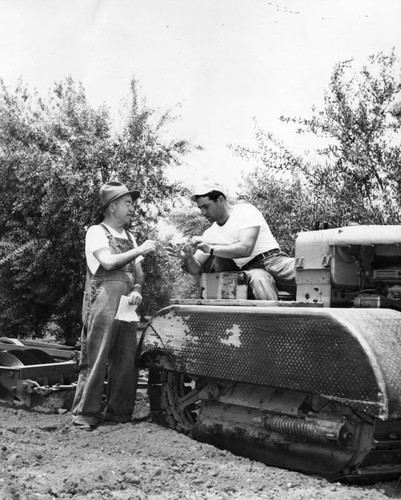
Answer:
[1,388,401,500]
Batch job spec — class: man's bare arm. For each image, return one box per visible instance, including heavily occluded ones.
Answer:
[195,226,260,258]
[94,240,156,271]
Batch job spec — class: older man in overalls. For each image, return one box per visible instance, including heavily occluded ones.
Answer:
[72,181,156,431]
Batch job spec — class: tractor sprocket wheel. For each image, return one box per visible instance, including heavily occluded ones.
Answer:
[160,370,201,434]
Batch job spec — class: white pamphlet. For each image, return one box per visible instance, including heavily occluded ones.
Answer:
[115,295,140,322]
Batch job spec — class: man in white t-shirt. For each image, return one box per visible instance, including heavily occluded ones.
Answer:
[174,183,296,300]
[72,181,156,431]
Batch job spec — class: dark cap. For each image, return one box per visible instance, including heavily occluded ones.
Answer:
[99,181,140,209]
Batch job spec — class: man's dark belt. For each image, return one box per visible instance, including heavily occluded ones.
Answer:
[243,248,280,269]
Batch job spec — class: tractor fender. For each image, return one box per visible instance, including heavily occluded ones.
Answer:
[137,304,401,419]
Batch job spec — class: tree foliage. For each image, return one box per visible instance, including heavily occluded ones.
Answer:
[163,206,210,299]
[0,77,190,343]
[237,172,315,255]
[232,51,401,238]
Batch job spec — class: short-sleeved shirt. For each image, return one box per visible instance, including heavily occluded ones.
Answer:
[199,203,279,268]
[85,224,143,275]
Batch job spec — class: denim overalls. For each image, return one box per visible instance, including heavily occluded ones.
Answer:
[72,224,139,426]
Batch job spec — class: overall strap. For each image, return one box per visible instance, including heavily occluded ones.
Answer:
[125,229,134,243]
[100,224,134,244]
[100,223,113,240]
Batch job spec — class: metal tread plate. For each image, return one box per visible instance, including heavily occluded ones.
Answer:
[138,305,401,418]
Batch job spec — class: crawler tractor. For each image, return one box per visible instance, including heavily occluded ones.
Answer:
[137,225,401,482]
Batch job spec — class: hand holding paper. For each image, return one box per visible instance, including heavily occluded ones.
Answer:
[115,295,140,322]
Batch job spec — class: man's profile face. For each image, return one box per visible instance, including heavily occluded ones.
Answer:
[196,195,223,223]
[112,194,135,224]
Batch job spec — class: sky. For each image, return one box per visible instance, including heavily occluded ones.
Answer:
[0,0,399,192]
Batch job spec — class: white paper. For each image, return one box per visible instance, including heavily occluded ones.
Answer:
[115,295,140,322]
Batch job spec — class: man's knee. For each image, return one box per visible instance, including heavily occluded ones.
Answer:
[265,255,297,296]
[246,269,278,300]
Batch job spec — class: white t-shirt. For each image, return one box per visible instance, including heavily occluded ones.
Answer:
[200,203,279,268]
[85,224,143,275]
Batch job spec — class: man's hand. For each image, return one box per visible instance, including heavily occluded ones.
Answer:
[137,240,156,255]
[128,290,142,305]
[190,235,204,246]
[166,241,195,260]
[190,236,213,255]
[195,241,212,254]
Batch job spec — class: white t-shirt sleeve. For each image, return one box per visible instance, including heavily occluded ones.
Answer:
[85,226,108,275]
[86,225,110,255]
[233,204,265,230]
[202,204,263,245]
